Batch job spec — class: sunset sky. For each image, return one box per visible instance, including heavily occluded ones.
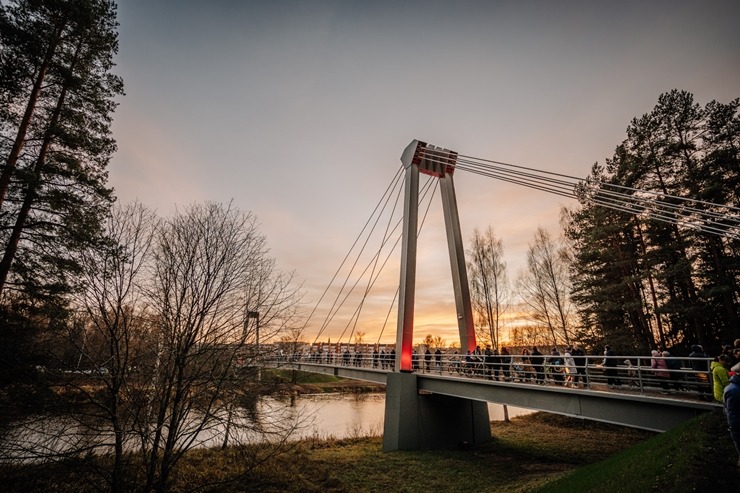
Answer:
[109,0,740,346]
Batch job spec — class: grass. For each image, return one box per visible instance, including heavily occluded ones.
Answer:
[163,413,737,493]
[263,369,386,394]
[1,410,737,492]
[266,368,343,384]
[215,411,738,493]
[529,410,739,492]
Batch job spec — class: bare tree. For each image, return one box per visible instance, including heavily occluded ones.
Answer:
[517,227,573,347]
[1,201,304,491]
[2,202,159,491]
[467,227,510,350]
[507,319,553,349]
[133,201,302,493]
[422,334,446,349]
[77,202,157,492]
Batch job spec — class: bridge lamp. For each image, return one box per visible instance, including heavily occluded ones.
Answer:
[247,311,260,355]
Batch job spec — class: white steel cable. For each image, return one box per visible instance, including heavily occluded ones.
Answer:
[416,150,739,239]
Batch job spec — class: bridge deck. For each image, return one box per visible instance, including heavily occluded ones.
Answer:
[264,354,719,432]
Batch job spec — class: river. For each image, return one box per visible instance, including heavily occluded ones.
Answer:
[274,392,532,440]
[1,393,532,461]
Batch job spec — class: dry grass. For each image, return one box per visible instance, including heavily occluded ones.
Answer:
[215,413,656,493]
[3,412,736,492]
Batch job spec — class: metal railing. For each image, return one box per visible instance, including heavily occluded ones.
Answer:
[263,351,717,401]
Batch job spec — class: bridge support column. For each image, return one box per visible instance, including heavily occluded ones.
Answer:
[382,372,491,451]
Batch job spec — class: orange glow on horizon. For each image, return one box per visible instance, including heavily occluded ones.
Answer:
[307,307,531,349]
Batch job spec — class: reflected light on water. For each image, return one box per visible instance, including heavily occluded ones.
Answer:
[1,393,533,461]
[287,393,532,440]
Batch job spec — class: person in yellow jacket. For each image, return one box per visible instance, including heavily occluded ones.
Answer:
[712,354,732,403]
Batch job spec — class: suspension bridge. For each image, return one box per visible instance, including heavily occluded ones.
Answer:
[271,140,736,451]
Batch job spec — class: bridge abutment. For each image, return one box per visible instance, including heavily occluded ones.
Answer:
[382,372,491,451]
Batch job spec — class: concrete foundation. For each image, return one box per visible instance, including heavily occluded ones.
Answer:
[382,372,491,451]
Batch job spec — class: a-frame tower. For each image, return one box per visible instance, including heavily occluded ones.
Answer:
[383,140,490,451]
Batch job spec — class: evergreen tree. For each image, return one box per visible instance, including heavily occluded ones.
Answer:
[692,98,740,343]
[566,166,655,353]
[566,90,740,352]
[0,0,123,305]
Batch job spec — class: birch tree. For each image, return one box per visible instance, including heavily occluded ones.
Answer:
[467,227,509,349]
[517,227,573,346]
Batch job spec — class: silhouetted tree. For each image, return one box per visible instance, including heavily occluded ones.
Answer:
[0,0,122,302]
[138,202,302,493]
[565,90,740,352]
[467,226,510,349]
[517,227,573,347]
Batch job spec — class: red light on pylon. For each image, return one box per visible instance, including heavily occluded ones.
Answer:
[400,345,413,371]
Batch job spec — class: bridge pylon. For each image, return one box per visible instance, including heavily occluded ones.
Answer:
[384,140,490,450]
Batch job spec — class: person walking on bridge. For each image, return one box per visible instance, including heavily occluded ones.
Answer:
[689,345,711,399]
[712,354,732,403]
[564,347,577,388]
[500,346,512,381]
[484,345,494,380]
[571,345,588,388]
[548,347,565,385]
[531,346,544,385]
[603,345,621,388]
[651,349,670,393]
[724,362,740,467]
[520,348,535,383]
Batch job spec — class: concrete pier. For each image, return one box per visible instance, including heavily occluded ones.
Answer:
[382,371,491,451]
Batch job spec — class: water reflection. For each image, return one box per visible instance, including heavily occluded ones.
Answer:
[1,393,532,461]
[277,392,532,440]
[282,392,386,439]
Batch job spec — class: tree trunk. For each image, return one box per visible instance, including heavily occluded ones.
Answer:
[0,38,80,295]
[0,23,64,210]
[708,235,740,341]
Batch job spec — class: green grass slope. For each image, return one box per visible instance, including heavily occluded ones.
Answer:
[531,410,738,492]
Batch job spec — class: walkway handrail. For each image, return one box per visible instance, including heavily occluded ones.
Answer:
[261,350,717,402]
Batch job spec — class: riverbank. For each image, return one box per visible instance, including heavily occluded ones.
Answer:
[2,409,736,492]
[250,411,737,493]
[267,368,386,395]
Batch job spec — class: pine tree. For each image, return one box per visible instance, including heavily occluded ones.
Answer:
[0,0,123,303]
[565,165,655,353]
[566,91,740,351]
